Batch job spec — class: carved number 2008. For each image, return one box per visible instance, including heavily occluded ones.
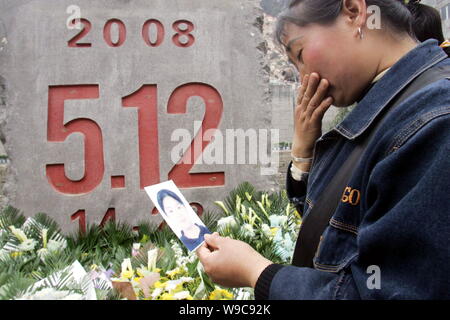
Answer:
[68,18,195,48]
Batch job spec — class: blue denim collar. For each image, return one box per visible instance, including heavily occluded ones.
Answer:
[332,39,448,140]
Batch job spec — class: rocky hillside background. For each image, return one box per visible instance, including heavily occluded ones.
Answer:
[260,0,290,17]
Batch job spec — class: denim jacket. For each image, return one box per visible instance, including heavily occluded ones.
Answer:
[255,40,450,300]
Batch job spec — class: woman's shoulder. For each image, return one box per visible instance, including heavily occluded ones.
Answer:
[387,60,450,131]
[368,65,450,158]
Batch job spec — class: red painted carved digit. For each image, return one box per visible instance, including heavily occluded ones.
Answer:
[167,83,225,188]
[172,20,195,47]
[103,19,126,47]
[190,202,204,217]
[122,85,160,188]
[46,85,104,194]
[72,208,117,233]
[68,18,92,48]
[71,210,86,234]
[100,208,116,227]
[142,19,165,47]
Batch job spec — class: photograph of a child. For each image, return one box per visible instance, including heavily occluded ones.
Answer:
[144,181,211,252]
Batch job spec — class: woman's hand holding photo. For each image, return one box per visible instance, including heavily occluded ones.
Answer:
[196,233,272,289]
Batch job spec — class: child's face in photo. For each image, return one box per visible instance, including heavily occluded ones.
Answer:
[162,196,191,230]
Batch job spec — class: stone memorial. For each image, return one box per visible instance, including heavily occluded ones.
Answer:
[0,0,277,232]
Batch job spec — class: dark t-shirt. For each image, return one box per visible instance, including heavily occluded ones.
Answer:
[180,224,210,251]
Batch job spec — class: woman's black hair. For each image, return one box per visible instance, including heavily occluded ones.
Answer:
[408,2,450,57]
[409,2,444,43]
[274,0,449,57]
[157,189,184,215]
[275,0,416,49]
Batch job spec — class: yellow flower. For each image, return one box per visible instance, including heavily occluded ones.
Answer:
[153,281,166,289]
[166,282,184,293]
[90,264,99,271]
[166,267,184,278]
[120,258,134,279]
[270,227,279,237]
[121,270,134,279]
[160,293,175,300]
[10,251,23,258]
[136,268,145,278]
[208,288,234,300]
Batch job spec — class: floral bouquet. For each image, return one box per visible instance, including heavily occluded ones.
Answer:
[0,182,301,300]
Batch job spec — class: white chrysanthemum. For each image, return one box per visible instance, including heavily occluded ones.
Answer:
[165,277,194,292]
[179,276,194,283]
[235,287,253,300]
[217,216,237,230]
[261,224,272,238]
[47,239,67,252]
[151,287,163,299]
[17,287,83,300]
[61,293,85,300]
[37,248,49,260]
[273,231,295,261]
[173,291,191,300]
[241,223,255,237]
[269,215,288,228]
[170,240,184,258]
[18,238,37,251]
[187,251,197,263]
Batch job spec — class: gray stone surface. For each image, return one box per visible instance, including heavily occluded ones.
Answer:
[0,0,276,233]
[270,82,295,145]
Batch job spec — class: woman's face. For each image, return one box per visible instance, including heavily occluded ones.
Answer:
[162,196,191,230]
[282,18,371,107]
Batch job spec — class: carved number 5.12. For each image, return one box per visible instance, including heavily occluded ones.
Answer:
[45,83,225,195]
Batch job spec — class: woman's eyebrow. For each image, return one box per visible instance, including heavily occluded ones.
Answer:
[286,36,303,52]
